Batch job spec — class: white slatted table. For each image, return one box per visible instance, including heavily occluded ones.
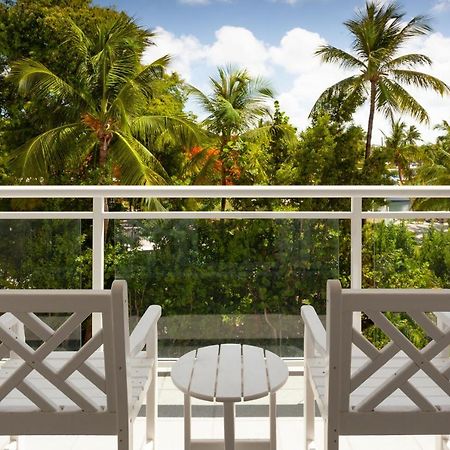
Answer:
[171,343,289,450]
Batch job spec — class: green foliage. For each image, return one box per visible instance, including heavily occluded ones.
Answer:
[361,221,442,350]
[5,13,200,185]
[382,119,421,183]
[278,112,388,191]
[362,221,440,289]
[364,312,431,350]
[114,219,339,316]
[420,226,450,287]
[0,219,86,288]
[0,0,125,171]
[186,66,276,206]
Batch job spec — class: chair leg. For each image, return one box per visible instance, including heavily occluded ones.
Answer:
[323,419,339,450]
[117,421,133,450]
[146,324,158,446]
[0,436,16,450]
[437,435,449,450]
[304,371,315,450]
[146,364,157,443]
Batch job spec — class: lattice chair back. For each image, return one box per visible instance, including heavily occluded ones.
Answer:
[0,281,128,417]
[327,279,450,419]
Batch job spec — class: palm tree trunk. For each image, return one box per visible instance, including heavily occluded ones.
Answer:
[99,135,110,167]
[220,168,226,211]
[365,81,377,160]
[220,137,228,212]
[98,135,112,239]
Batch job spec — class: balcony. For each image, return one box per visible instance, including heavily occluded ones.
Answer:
[1,185,449,450]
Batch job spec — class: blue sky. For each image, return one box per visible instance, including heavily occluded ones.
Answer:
[94,0,450,45]
[93,0,450,143]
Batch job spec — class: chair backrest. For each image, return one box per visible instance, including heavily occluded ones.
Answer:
[326,279,450,416]
[0,280,129,414]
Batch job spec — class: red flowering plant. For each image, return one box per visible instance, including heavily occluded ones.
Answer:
[186,142,242,185]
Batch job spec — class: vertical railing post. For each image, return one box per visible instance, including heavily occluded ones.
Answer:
[351,196,362,330]
[92,196,105,333]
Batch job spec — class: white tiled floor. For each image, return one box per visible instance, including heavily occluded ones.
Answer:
[9,418,438,450]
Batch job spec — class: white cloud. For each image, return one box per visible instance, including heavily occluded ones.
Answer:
[269,28,325,74]
[145,25,450,144]
[208,27,271,76]
[432,1,450,13]
[143,27,208,82]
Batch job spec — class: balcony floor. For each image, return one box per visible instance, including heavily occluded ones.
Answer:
[4,419,437,450]
[0,372,439,450]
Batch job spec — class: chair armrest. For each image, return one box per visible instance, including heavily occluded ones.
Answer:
[301,305,327,355]
[129,305,162,357]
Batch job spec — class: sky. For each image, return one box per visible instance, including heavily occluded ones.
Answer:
[93,0,450,144]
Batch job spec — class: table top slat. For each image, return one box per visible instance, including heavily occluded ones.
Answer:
[216,344,242,402]
[242,345,269,400]
[171,344,288,403]
[189,345,219,401]
[170,349,196,394]
[266,350,289,392]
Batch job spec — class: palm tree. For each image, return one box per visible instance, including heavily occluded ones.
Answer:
[312,1,449,159]
[382,119,421,183]
[9,16,199,185]
[188,66,275,210]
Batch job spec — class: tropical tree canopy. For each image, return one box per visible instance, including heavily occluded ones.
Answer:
[382,119,421,183]
[190,66,274,139]
[311,1,449,159]
[8,16,200,185]
[187,66,276,208]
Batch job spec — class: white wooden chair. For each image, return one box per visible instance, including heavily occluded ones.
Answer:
[302,279,450,450]
[0,280,161,450]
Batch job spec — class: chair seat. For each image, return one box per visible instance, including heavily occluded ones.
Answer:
[0,351,154,417]
[309,351,450,413]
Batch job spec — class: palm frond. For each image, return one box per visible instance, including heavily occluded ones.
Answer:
[379,79,429,124]
[111,131,168,185]
[182,147,220,185]
[61,19,92,61]
[383,53,432,70]
[9,124,90,179]
[309,75,366,118]
[315,45,365,70]
[109,55,171,123]
[391,70,449,95]
[9,60,84,105]
[187,84,216,115]
[131,115,203,149]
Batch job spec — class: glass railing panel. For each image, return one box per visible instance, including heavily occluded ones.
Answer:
[362,218,450,349]
[113,218,339,358]
[0,219,86,349]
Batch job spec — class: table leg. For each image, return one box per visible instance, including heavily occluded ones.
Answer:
[223,401,235,450]
[270,392,277,450]
[184,394,191,450]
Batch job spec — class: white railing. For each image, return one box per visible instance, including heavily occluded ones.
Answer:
[1,185,450,331]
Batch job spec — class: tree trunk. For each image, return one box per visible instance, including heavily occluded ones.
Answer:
[98,135,112,242]
[220,137,228,212]
[99,135,110,167]
[365,81,377,160]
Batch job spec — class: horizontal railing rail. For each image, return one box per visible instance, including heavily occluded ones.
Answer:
[1,185,450,197]
[1,185,450,332]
